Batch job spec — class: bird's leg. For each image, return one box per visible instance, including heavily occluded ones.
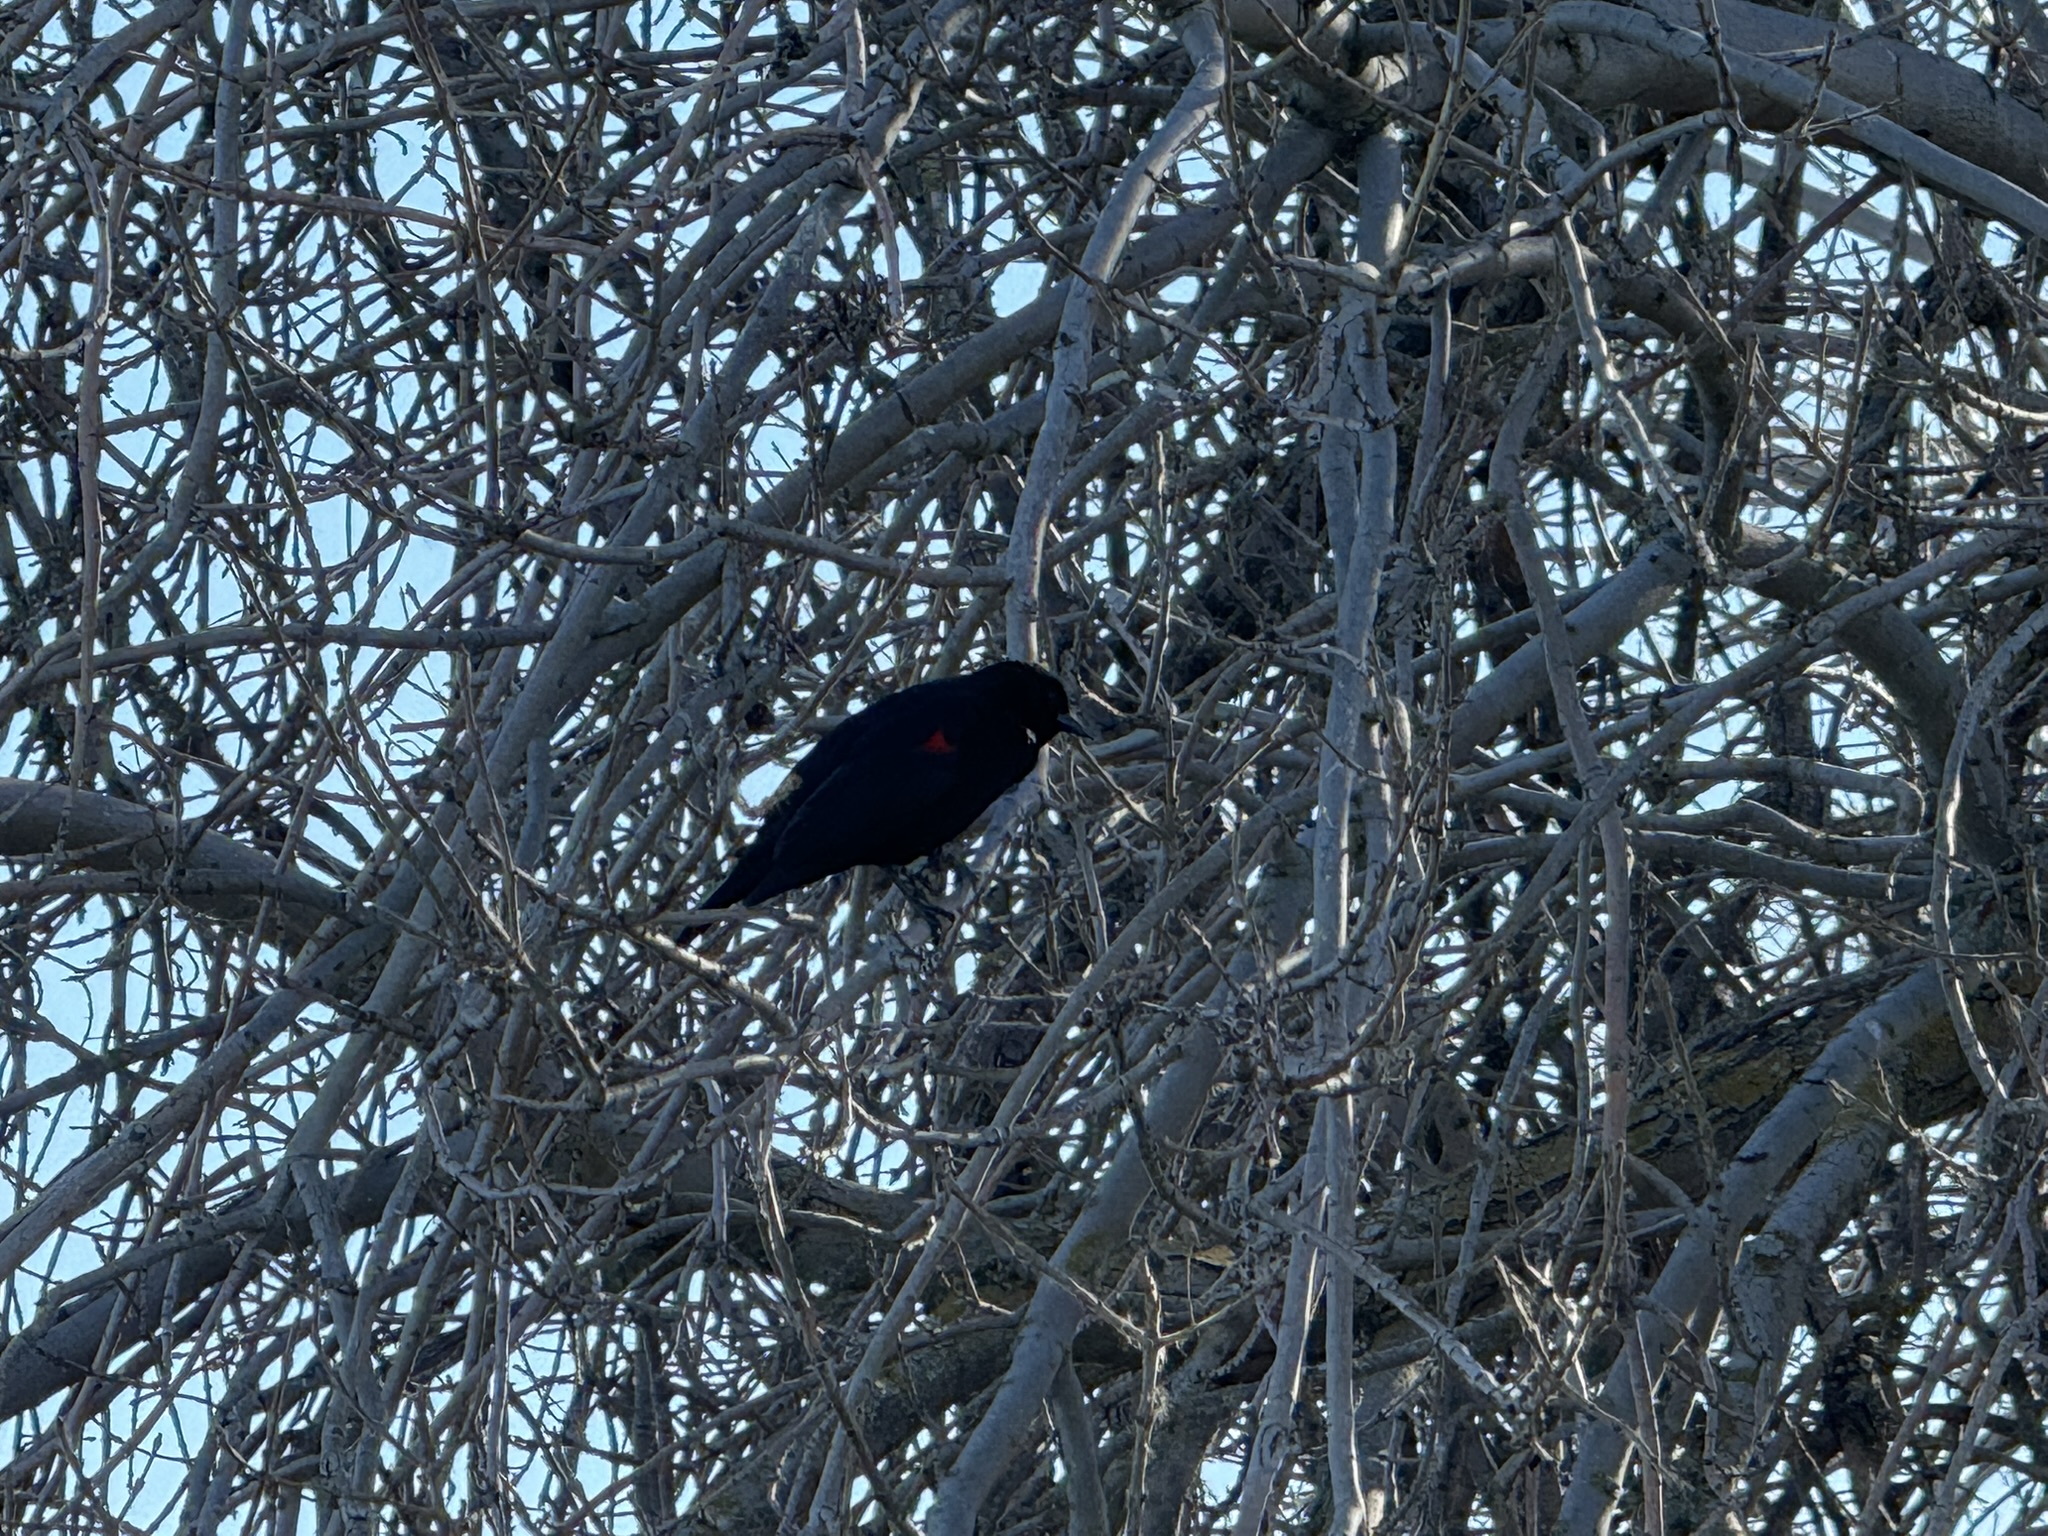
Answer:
[936,845,978,893]
[910,853,1011,955]
[889,861,954,939]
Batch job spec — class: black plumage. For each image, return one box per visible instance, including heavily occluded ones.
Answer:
[704,660,1085,909]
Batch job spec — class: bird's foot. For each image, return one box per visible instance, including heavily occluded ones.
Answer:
[890,864,956,941]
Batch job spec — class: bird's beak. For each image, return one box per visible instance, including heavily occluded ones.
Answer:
[1056,713,1091,741]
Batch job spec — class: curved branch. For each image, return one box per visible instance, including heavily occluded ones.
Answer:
[0,778,347,946]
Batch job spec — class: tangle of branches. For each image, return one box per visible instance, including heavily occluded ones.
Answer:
[4,1,2048,1533]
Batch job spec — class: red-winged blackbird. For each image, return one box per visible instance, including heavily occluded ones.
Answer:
[703,660,1087,909]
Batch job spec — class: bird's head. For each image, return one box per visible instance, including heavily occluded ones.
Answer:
[984,660,1090,748]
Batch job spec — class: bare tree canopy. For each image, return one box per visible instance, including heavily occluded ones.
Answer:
[8,0,2048,1530]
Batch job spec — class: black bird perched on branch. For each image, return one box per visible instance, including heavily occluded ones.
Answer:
[702,660,1088,910]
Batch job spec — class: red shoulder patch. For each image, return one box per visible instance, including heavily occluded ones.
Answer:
[919,727,955,754]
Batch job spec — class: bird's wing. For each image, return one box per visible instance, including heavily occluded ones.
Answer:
[702,831,779,909]
[703,760,814,909]
[704,675,981,906]
[743,741,977,898]
[756,681,946,821]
